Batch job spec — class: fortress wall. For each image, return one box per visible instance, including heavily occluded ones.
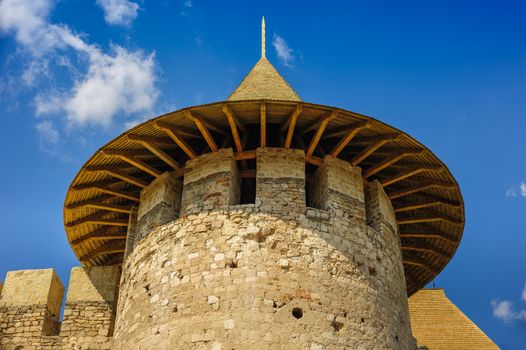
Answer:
[113,149,416,349]
[0,269,64,341]
[256,147,306,218]
[310,155,366,223]
[61,266,120,339]
[365,179,398,236]
[124,206,138,259]
[0,267,117,349]
[181,148,240,215]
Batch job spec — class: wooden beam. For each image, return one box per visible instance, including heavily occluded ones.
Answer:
[74,185,139,202]
[403,257,437,273]
[301,109,337,135]
[348,133,402,145]
[350,134,400,166]
[306,111,338,157]
[84,166,148,188]
[260,102,266,147]
[154,120,197,159]
[363,149,424,179]
[239,169,256,178]
[102,149,162,177]
[394,200,447,213]
[66,199,132,214]
[185,110,218,152]
[104,253,124,266]
[399,231,457,244]
[127,134,181,170]
[283,103,303,148]
[401,242,450,260]
[79,241,126,262]
[66,214,129,228]
[71,227,126,246]
[222,104,244,152]
[330,121,370,157]
[122,134,174,147]
[306,155,323,166]
[153,121,201,139]
[388,181,455,200]
[381,165,443,187]
[235,150,256,161]
[398,211,463,225]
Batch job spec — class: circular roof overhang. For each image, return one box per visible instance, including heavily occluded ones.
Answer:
[64,99,464,296]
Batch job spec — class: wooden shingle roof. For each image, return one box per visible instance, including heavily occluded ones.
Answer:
[409,289,500,349]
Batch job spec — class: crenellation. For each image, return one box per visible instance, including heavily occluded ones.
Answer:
[181,148,240,215]
[365,179,398,238]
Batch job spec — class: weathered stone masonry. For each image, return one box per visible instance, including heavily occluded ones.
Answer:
[1,147,416,349]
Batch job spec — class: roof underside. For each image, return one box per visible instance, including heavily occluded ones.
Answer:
[409,289,499,349]
[63,100,465,296]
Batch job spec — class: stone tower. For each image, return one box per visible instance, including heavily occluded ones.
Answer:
[1,19,468,350]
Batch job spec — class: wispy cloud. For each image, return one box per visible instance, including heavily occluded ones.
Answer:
[491,282,526,323]
[506,182,526,198]
[96,0,140,27]
[272,34,295,67]
[0,0,159,132]
[35,120,59,153]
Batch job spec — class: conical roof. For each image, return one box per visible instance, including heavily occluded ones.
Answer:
[408,289,499,349]
[228,57,301,101]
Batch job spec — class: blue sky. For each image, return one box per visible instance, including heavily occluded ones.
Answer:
[0,0,525,348]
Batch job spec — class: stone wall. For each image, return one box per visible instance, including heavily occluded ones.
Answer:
[0,266,119,349]
[113,150,416,349]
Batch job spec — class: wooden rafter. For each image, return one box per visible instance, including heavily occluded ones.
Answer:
[399,231,457,244]
[388,181,455,199]
[72,183,139,202]
[381,165,442,187]
[185,110,218,152]
[66,199,132,214]
[330,121,369,157]
[398,211,463,225]
[403,257,437,273]
[70,227,126,246]
[401,243,449,260]
[260,102,266,147]
[127,134,181,170]
[222,104,244,152]
[350,134,400,166]
[282,103,303,149]
[102,149,162,177]
[363,148,423,179]
[306,155,322,166]
[66,212,129,228]
[306,111,338,157]
[84,166,148,188]
[394,200,447,213]
[154,120,197,159]
[79,240,126,262]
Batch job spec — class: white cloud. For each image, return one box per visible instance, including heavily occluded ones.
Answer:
[506,182,526,198]
[491,282,526,323]
[96,0,139,27]
[272,34,295,67]
[0,0,159,128]
[35,120,59,149]
[183,0,193,8]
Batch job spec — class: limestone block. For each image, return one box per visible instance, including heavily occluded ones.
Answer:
[181,148,240,214]
[0,269,64,337]
[136,171,183,241]
[365,179,397,236]
[65,266,120,304]
[256,147,306,215]
[310,155,365,222]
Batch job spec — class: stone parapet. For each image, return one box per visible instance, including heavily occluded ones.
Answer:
[256,147,306,217]
[181,148,240,215]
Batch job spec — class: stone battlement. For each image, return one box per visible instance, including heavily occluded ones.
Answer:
[0,266,120,349]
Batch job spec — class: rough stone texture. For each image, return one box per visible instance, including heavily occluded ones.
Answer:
[365,179,398,236]
[0,267,116,350]
[181,148,240,215]
[135,171,183,243]
[256,147,306,218]
[112,149,416,350]
[310,155,366,224]
[0,269,64,339]
[0,281,3,296]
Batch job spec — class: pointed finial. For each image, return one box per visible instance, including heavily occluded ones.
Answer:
[261,16,266,58]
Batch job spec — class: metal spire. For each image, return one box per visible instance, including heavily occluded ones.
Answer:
[261,16,266,58]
